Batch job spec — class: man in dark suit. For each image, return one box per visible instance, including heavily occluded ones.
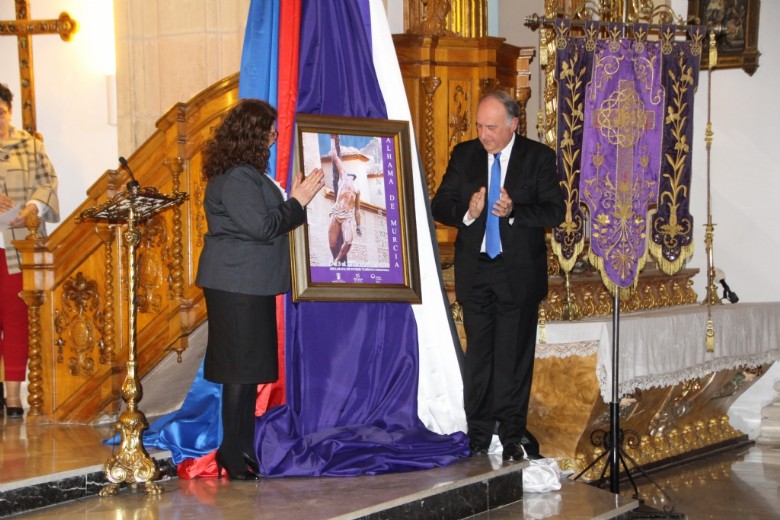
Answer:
[431,90,565,461]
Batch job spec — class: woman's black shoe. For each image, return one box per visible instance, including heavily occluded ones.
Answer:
[242,452,260,475]
[215,450,259,481]
[6,407,24,418]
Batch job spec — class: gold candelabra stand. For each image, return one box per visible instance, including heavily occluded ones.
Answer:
[703,31,722,309]
[79,179,188,496]
[703,221,721,307]
[560,270,581,321]
[703,31,721,352]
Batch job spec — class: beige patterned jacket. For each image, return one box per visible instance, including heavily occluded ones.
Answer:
[1,126,60,273]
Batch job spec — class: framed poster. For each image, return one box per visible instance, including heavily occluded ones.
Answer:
[689,0,761,75]
[290,114,421,303]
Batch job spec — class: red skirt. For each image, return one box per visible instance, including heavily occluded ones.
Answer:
[0,249,29,382]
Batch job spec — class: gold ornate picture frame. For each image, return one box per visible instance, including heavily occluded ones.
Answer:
[290,114,421,303]
[688,0,761,75]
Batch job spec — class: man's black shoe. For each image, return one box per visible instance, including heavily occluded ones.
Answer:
[523,450,544,460]
[502,442,525,461]
[469,441,489,456]
[502,442,544,461]
[520,431,541,458]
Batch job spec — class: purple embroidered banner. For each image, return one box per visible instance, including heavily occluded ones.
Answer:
[550,22,704,291]
[649,25,704,274]
[552,19,593,273]
[580,32,663,289]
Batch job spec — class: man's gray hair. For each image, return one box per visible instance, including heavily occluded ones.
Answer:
[479,89,520,122]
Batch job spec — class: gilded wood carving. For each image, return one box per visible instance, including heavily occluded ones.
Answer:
[55,272,104,377]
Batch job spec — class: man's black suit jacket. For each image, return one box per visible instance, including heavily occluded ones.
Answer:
[431,135,565,306]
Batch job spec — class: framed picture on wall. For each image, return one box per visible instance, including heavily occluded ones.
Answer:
[290,114,421,303]
[688,0,761,75]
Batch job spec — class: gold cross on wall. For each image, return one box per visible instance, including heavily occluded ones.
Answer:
[0,0,77,135]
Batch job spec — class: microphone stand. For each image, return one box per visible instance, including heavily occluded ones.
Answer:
[79,159,188,496]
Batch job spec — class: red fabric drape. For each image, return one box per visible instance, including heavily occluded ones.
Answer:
[253,0,302,417]
[274,0,302,189]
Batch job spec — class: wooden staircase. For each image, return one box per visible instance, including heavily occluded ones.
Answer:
[16,74,240,423]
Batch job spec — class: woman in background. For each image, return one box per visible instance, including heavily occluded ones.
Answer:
[0,83,60,418]
[195,99,324,480]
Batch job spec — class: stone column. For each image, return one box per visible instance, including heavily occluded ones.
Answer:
[113,0,250,153]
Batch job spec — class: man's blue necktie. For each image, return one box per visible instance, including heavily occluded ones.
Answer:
[486,152,502,258]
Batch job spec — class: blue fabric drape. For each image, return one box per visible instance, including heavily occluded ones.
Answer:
[146,363,223,462]
[238,0,280,178]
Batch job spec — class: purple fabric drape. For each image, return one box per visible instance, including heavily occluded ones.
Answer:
[295,0,386,119]
[257,303,468,476]
[254,0,469,477]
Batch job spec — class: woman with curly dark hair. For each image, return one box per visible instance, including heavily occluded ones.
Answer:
[196,98,324,480]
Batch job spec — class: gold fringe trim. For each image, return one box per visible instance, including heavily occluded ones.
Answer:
[587,247,645,299]
[649,241,694,276]
[551,235,585,274]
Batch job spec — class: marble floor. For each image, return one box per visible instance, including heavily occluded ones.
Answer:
[480,443,780,519]
[2,414,780,519]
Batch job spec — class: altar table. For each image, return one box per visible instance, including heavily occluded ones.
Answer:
[529,302,780,475]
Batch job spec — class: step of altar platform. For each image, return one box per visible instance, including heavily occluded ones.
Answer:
[0,421,638,519]
[2,458,639,519]
[0,448,177,517]
[2,449,526,519]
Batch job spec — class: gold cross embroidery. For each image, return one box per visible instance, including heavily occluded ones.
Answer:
[589,79,657,282]
[592,79,655,204]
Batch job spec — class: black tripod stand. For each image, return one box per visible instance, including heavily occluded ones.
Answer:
[573,292,683,518]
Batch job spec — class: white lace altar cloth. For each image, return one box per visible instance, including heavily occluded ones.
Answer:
[535,302,780,403]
